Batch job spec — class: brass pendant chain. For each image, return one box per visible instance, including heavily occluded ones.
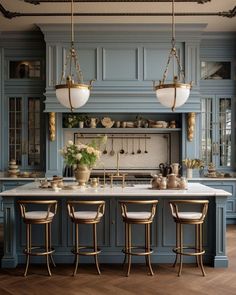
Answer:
[161,0,186,84]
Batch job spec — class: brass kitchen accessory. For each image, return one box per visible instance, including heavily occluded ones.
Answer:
[144,135,148,153]
[103,142,108,154]
[109,153,126,188]
[120,137,125,154]
[110,136,115,156]
[137,138,141,154]
[131,138,135,155]
[90,177,99,188]
[67,200,105,275]
[169,200,209,276]
[18,200,58,276]
[119,200,158,276]
[125,138,129,154]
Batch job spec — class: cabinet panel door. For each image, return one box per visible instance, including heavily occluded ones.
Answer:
[216,97,232,168]
[201,96,233,170]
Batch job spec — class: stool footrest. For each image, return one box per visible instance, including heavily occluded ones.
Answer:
[122,246,153,256]
[173,246,205,256]
[24,246,55,256]
[72,246,101,256]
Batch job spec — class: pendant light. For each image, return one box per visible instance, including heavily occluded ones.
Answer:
[55,0,94,112]
[153,0,192,111]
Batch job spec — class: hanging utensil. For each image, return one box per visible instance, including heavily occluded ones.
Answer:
[103,142,108,154]
[131,138,135,155]
[110,136,115,156]
[120,137,125,154]
[137,138,141,154]
[125,138,129,154]
[144,135,148,153]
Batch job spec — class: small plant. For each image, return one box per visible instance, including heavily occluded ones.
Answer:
[63,113,88,128]
[182,158,204,169]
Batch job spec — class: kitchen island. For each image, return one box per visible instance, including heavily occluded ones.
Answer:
[0,182,231,268]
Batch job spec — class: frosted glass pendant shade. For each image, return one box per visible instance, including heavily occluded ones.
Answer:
[55,84,90,109]
[155,83,191,110]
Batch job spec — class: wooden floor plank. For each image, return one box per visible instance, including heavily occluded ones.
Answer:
[0,225,236,294]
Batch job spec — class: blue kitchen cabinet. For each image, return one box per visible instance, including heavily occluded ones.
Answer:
[190,179,236,223]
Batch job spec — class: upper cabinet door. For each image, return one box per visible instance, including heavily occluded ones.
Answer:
[201,96,233,170]
[8,96,44,171]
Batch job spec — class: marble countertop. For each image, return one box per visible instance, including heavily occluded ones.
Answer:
[0,182,231,197]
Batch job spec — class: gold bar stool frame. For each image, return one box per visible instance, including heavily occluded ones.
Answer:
[18,200,58,277]
[67,200,105,276]
[169,200,209,277]
[119,200,158,277]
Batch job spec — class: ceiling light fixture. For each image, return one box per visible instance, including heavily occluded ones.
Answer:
[55,0,94,112]
[153,0,192,111]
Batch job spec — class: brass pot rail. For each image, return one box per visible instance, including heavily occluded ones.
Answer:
[75,133,151,140]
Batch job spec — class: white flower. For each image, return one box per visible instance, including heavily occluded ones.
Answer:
[94,150,101,158]
[76,153,82,160]
[86,146,95,154]
[68,140,73,146]
[76,143,87,150]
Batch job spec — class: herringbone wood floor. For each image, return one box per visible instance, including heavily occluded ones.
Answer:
[0,225,236,295]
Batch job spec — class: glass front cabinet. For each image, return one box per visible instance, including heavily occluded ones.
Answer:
[8,95,45,171]
[201,96,233,170]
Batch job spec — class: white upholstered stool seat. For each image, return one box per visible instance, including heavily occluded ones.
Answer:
[172,212,202,220]
[126,211,151,220]
[25,211,55,220]
[70,211,103,220]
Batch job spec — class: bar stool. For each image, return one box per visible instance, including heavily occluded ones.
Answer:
[67,200,105,276]
[169,200,209,276]
[119,200,158,276]
[18,200,58,277]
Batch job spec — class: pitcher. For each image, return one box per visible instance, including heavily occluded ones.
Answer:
[171,163,181,176]
[167,173,178,189]
[87,117,99,128]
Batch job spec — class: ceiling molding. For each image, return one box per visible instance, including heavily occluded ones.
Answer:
[1,3,235,19]
[23,0,211,4]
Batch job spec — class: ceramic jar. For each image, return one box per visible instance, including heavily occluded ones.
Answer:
[87,118,99,128]
[171,163,181,175]
[167,173,178,189]
[179,177,188,189]
[159,177,167,190]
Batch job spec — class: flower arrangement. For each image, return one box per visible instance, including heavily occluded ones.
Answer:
[60,136,107,168]
[182,158,204,169]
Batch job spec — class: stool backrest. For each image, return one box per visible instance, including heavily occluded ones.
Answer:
[169,200,209,222]
[67,200,105,221]
[119,200,158,221]
[18,200,58,220]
